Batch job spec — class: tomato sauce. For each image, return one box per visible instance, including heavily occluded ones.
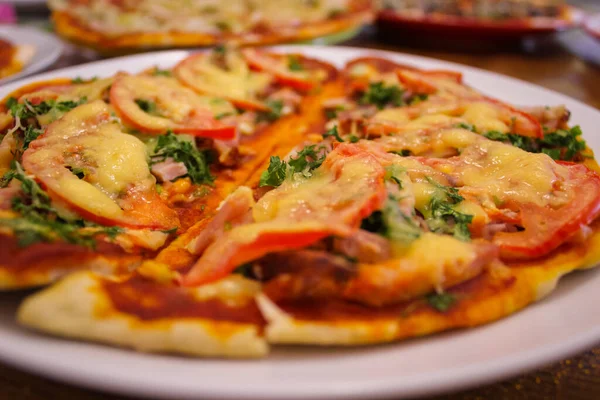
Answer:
[102,275,267,327]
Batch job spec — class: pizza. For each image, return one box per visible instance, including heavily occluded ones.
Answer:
[377,0,578,34]
[0,38,34,80]
[48,0,373,53]
[3,47,600,358]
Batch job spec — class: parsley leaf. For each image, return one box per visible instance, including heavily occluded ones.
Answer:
[135,99,159,115]
[287,145,327,173]
[288,55,304,71]
[22,126,43,151]
[483,126,586,161]
[361,195,421,245]
[258,145,328,188]
[322,125,344,142]
[71,76,98,84]
[256,100,284,123]
[390,149,412,157]
[7,97,86,121]
[540,126,586,160]
[427,198,473,241]
[150,132,214,185]
[426,292,456,312]
[456,122,477,132]
[409,93,429,105]
[359,82,404,109]
[259,156,287,187]
[153,68,172,77]
[384,165,405,188]
[424,178,473,241]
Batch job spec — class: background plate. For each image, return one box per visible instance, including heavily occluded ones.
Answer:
[0,25,62,85]
[1,46,600,400]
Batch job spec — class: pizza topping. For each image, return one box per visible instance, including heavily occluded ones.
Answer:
[426,292,456,312]
[262,232,498,307]
[21,100,179,230]
[150,159,188,183]
[110,74,237,139]
[0,161,122,248]
[332,230,392,264]
[521,105,570,131]
[483,125,587,161]
[5,97,88,159]
[183,143,388,286]
[258,144,328,188]
[241,49,320,92]
[174,49,273,112]
[359,81,405,109]
[149,132,214,185]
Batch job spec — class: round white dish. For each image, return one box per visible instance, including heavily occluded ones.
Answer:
[0,46,599,400]
[0,25,62,85]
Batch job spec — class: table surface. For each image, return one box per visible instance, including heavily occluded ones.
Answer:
[2,3,600,400]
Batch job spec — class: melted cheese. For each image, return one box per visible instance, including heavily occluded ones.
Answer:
[253,152,381,224]
[23,101,155,221]
[440,132,571,207]
[176,51,272,103]
[404,232,477,290]
[461,102,509,133]
[112,75,235,131]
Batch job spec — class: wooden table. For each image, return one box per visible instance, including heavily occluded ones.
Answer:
[3,7,600,400]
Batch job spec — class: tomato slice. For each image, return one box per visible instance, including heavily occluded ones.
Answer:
[481,96,543,138]
[494,163,600,260]
[174,51,272,112]
[110,75,236,139]
[396,69,472,97]
[182,143,388,286]
[241,49,317,92]
[22,100,179,230]
[418,140,600,260]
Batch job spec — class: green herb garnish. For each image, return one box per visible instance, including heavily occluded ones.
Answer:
[426,292,456,312]
[256,100,284,123]
[288,55,304,71]
[0,162,121,248]
[359,82,404,109]
[259,144,327,188]
[151,132,214,185]
[483,126,586,161]
[322,125,344,142]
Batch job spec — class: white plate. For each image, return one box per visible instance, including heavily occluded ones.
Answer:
[1,46,600,400]
[0,26,62,86]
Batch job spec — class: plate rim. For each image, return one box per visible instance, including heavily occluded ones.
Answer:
[0,25,63,85]
[0,45,599,400]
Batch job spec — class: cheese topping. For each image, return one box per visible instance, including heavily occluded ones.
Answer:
[175,51,272,105]
[22,101,155,221]
[254,150,383,224]
[461,102,510,133]
[111,74,235,131]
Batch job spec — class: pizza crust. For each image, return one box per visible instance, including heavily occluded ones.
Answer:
[17,272,268,358]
